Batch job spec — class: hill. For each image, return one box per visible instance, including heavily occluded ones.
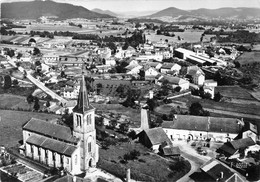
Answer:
[145,7,260,20]
[147,7,191,18]
[1,0,114,20]
[92,8,118,17]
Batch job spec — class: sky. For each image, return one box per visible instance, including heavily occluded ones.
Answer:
[2,0,260,12]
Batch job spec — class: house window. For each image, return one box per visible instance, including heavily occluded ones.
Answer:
[31,145,34,153]
[88,142,91,153]
[76,115,82,127]
[67,158,69,164]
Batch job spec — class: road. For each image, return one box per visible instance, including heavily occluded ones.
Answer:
[175,141,210,182]
[7,57,68,105]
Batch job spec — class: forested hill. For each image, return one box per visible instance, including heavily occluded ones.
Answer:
[1,0,114,20]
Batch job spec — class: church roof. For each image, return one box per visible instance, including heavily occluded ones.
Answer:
[73,76,94,113]
[26,135,77,156]
[23,118,79,144]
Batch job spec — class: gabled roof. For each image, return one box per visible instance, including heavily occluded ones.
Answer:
[142,127,170,145]
[201,159,238,182]
[162,115,242,134]
[26,135,77,156]
[158,76,189,85]
[163,146,181,156]
[23,118,79,144]
[218,137,255,155]
[230,137,255,150]
[161,63,175,69]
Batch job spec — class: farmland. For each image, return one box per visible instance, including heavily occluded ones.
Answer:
[145,30,215,43]
[11,23,126,37]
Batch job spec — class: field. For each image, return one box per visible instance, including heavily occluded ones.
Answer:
[145,30,215,43]
[174,95,260,116]
[98,142,191,182]
[11,24,125,37]
[0,110,61,147]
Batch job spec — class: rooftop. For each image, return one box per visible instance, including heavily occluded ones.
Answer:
[26,135,77,156]
[23,118,79,144]
[162,115,242,134]
[142,127,170,145]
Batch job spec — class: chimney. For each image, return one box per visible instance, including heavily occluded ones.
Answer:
[73,176,76,182]
[126,168,131,182]
[141,108,149,130]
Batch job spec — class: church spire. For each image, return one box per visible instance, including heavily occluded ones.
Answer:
[73,73,93,113]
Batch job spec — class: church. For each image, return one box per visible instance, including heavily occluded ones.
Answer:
[20,75,99,175]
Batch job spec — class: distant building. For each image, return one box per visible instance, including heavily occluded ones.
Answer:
[186,66,205,85]
[157,75,190,91]
[234,52,260,67]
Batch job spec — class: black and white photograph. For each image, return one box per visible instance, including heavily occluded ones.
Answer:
[0,0,260,181]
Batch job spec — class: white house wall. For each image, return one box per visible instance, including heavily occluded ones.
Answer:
[163,128,238,142]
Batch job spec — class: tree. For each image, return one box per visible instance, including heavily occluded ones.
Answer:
[3,75,12,89]
[127,130,137,140]
[78,24,83,28]
[189,102,204,116]
[189,102,210,116]
[33,97,40,111]
[27,94,34,104]
[12,79,19,87]
[119,123,129,134]
[138,69,145,80]
[33,47,41,56]
[46,100,51,107]
[108,119,118,129]
[204,92,212,99]
[214,92,222,102]
[146,98,157,111]
[175,86,181,92]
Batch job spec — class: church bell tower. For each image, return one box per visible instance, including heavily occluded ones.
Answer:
[72,75,98,171]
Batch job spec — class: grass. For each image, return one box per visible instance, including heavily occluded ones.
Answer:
[146,30,215,43]
[98,142,190,182]
[0,110,61,147]
[93,103,141,127]
[174,95,260,116]
[0,94,46,111]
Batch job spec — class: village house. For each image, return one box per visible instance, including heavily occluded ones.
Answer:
[157,75,190,91]
[186,66,205,85]
[137,127,171,152]
[20,76,99,175]
[160,63,181,75]
[162,115,249,142]
[217,137,258,159]
[144,67,159,80]
[190,159,244,182]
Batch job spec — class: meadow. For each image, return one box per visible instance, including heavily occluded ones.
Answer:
[0,110,60,147]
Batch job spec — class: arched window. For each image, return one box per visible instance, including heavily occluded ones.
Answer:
[76,115,82,127]
[87,114,92,125]
[75,155,77,165]
[88,142,91,153]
